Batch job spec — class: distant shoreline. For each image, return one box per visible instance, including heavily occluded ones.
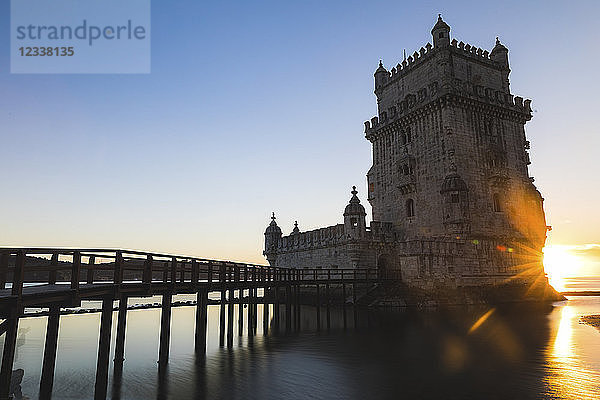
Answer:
[561,291,600,296]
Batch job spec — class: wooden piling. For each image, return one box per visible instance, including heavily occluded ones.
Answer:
[342,283,347,329]
[273,286,280,331]
[0,251,8,290]
[238,289,244,335]
[158,293,172,367]
[195,290,208,355]
[219,290,226,345]
[0,317,19,400]
[227,288,234,346]
[263,291,269,335]
[39,305,60,399]
[295,284,301,330]
[326,282,331,330]
[316,284,321,331]
[94,296,113,400]
[353,284,358,329]
[285,285,292,332]
[114,295,128,369]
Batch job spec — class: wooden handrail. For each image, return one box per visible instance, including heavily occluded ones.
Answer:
[0,247,386,294]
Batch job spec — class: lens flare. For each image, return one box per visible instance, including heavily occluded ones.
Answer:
[543,246,583,292]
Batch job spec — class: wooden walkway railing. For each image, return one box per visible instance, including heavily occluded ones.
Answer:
[0,247,390,400]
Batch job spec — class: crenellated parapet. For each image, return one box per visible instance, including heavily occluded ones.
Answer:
[376,37,507,93]
[390,43,434,80]
[448,39,498,66]
[274,220,399,253]
[364,84,532,138]
[276,224,346,252]
[365,81,441,135]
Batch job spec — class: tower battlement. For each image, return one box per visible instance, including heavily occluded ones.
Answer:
[378,39,505,89]
[364,88,532,136]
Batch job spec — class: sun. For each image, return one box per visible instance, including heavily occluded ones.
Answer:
[542,246,582,292]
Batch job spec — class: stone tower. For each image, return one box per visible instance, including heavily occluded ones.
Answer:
[365,15,547,252]
[263,16,559,303]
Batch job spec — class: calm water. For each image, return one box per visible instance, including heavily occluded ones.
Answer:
[2,292,600,399]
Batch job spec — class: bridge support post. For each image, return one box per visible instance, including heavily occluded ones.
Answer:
[248,287,254,337]
[342,284,347,330]
[353,285,358,329]
[158,293,172,368]
[227,288,234,347]
[285,285,292,332]
[39,305,60,399]
[238,289,244,335]
[94,296,113,400]
[295,285,301,330]
[195,290,208,355]
[114,295,128,371]
[219,289,226,345]
[326,283,331,330]
[0,316,19,400]
[316,284,321,331]
[251,288,257,334]
[262,289,269,335]
[273,286,280,332]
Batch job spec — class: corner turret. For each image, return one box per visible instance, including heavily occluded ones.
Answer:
[490,37,510,91]
[263,212,282,266]
[343,186,366,239]
[490,36,509,67]
[431,14,450,48]
[374,60,390,90]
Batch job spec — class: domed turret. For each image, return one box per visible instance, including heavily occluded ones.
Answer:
[344,186,366,239]
[263,212,282,266]
[374,60,390,90]
[491,37,510,91]
[490,37,509,67]
[431,14,450,48]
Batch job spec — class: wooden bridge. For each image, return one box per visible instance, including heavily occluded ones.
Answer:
[0,247,388,400]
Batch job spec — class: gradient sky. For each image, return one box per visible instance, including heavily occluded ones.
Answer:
[0,0,598,265]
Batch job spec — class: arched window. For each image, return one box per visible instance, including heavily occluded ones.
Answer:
[406,198,415,217]
[493,194,501,212]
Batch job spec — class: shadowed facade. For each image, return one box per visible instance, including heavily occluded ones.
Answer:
[264,16,559,303]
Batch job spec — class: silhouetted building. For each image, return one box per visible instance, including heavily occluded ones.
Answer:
[264,16,555,301]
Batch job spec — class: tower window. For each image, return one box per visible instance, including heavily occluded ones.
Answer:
[450,191,460,203]
[439,32,444,38]
[493,194,502,212]
[351,217,358,228]
[406,199,415,217]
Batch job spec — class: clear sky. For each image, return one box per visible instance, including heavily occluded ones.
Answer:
[0,0,598,268]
